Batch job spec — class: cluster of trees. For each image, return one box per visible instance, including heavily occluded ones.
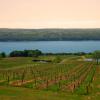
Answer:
[0,28,100,41]
[93,50,100,64]
[9,50,42,57]
[0,52,6,58]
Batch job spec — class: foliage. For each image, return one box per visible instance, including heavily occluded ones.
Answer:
[9,50,42,57]
[0,52,6,58]
[92,50,100,64]
[0,29,100,41]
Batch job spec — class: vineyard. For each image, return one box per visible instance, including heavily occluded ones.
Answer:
[0,55,97,97]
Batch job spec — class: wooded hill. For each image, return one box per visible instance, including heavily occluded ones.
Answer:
[0,28,100,41]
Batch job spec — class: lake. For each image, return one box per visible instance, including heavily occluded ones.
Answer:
[0,41,100,54]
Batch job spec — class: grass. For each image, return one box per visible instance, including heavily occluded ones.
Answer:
[75,65,96,95]
[0,55,79,69]
[0,86,88,100]
[0,55,69,68]
[0,57,34,68]
[0,55,100,100]
[0,85,99,100]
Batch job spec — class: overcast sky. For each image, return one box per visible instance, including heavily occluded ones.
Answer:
[0,0,99,28]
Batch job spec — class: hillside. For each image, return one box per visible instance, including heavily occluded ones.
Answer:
[0,28,100,41]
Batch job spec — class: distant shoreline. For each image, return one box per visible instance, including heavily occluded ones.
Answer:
[0,40,100,42]
[0,28,100,41]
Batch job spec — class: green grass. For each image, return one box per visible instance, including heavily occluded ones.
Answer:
[0,55,69,68]
[0,86,89,100]
[0,55,80,68]
[0,55,100,100]
[0,57,34,68]
[0,85,100,100]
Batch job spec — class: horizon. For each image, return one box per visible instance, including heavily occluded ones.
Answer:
[0,0,99,28]
[0,28,100,30]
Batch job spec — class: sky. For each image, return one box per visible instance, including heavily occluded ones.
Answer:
[0,0,99,29]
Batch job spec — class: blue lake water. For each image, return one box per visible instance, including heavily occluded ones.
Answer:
[0,41,100,54]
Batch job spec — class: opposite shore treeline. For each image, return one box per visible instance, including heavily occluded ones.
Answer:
[0,28,100,41]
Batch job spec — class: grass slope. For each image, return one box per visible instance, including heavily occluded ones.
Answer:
[0,56,99,100]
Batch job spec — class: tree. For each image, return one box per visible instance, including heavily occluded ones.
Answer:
[9,50,42,57]
[93,51,100,65]
[10,51,24,57]
[0,52,6,58]
[33,49,42,57]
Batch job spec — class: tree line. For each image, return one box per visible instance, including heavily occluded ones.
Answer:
[0,50,42,58]
[9,50,42,57]
[0,50,90,58]
[0,28,100,41]
[0,49,100,60]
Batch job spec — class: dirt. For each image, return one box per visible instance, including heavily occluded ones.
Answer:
[10,79,34,86]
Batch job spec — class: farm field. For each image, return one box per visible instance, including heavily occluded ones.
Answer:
[0,55,99,100]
